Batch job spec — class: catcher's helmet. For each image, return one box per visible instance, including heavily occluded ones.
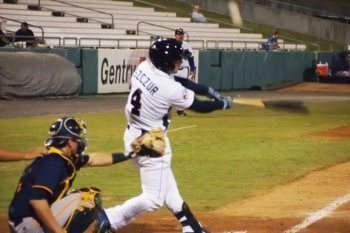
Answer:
[149,38,187,74]
[45,117,87,155]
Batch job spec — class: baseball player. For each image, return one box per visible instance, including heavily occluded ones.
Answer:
[103,38,232,233]
[7,117,133,233]
[174,28,196,116]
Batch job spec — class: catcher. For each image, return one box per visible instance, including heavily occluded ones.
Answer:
[8,117,165,233]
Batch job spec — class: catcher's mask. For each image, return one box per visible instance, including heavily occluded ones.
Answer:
[149,38,190,74]
[45,117,87,158]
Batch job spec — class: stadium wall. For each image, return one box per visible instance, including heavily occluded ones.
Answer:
[0,48,335,96]
[198,50,314,90]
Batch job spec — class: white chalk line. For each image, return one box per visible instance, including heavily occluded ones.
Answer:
[284,192,350,233]
[169,123,346,233]
[167,125,197,133]
[223,231,248,233]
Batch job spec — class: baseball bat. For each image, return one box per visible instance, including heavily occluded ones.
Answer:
[232,98,309,114]
[228,0,243,27]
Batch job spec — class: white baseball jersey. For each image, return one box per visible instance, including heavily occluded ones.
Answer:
[174,40,194,79]
[106,59,200,231]
[125,60,195,131]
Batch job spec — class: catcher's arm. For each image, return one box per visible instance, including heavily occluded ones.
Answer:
[29,199,65,233]
[131,128,166,158]
[84,152,134,167]
[84,128,167,166]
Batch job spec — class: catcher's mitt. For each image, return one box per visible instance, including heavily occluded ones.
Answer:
[131,128,166,158]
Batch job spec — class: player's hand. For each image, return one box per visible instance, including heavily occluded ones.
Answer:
[208,87,221,101]
[188,70,196,82]
[221,96,233,110]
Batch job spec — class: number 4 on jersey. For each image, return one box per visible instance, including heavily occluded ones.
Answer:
[131,89,142,116]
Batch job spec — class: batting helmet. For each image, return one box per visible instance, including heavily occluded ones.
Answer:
[45,117,87,155]
[149,38,187,74]
[175,28,185,35]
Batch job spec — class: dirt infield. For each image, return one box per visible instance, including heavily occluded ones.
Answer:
[2,159,350,233]
[1,82,350,119]
[1,83,350,232]
[278,83,350,94]
[312,125,350,138]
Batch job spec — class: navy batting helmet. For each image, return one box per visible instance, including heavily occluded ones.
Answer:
[149,38,186,74]
[45,117,87,155]
[175,28,185,35]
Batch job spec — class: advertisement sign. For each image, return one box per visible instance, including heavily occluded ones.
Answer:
[97,49,199,93]
[98,49,148,93]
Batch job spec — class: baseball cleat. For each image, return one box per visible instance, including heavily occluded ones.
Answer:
[177,110,187,116]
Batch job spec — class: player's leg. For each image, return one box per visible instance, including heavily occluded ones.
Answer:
[165,170,208,233]
[104,166,172,230]
[8,189,103,233]
[8,217,44,233]
[105,127,174,230]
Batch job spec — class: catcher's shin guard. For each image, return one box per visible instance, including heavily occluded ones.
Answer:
[95,207,111,233]
[63,187,111,233]
[174,202,208,233]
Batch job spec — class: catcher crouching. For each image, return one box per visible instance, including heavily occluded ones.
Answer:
[7,117,109,233]
[8,117,166,233]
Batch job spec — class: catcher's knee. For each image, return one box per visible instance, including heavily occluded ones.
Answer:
[53,187,111,233]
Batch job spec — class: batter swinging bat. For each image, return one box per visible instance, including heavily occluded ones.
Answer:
[232,98,309,114]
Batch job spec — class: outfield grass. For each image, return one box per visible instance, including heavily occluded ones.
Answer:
[0,101,350,213]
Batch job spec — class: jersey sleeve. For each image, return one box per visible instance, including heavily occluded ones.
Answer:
[29,156,65,200]
[167,82,195,109]
[188,44,194,58]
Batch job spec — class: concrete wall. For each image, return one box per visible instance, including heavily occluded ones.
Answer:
[174,0,350,45]
[237,0,350,45]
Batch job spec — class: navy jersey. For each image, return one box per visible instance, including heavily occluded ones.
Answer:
[267,35,278,46]
[0,29,7,47]
[8,147,77,223]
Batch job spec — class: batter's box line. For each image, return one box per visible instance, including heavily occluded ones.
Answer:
[223,231,248,233]
[284,192,350,233]
[167,125,197,133]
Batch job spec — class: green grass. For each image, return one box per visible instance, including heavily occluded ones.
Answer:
[117,0,344,51]
[1,101,350,213]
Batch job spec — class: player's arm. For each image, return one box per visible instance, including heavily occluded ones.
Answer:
[174,77,221,100]
[0,148,44,162]
[188,56,196,72]
[29,157,67,233]
[29,199,65,233]
[84,152,134,167]
[189,96,232,113]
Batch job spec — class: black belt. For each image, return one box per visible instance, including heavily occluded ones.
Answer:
[127,125,148,134]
